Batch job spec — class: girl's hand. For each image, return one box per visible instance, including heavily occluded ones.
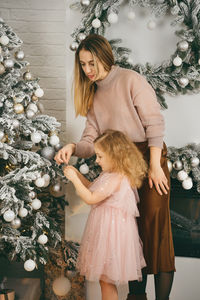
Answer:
[54,143,76,165]
[148,165,169,195]
[63,166,78,182]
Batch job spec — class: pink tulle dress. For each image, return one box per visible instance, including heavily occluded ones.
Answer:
[76,172,146,285]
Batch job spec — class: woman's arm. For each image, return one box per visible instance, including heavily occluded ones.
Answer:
[148,146,169,195]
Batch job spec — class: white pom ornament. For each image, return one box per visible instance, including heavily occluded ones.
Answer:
[79,163,89,174]
[3,210,15,222]
[127,11,136,21]
[52,276,71,296]
[34,88,44,98]
[31,199,42,210]
[177,170,188,181]
[31,132,42,144]
[0,35,9,45]
[182,177,193,190]
[38,234,48,245]
[173,56,182,66]
[108,12,118,24]
[147,20,156,30]
[92,18,101,28]
[167,160,173,172]
[24,259,36,272]
[19,207,28,218]
[190,157,199,167]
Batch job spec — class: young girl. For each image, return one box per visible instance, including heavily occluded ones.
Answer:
[64,130,147,300]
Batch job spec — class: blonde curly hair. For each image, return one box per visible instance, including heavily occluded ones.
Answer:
[94,130,147,188]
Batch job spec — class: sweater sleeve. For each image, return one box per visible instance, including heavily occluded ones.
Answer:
[74,106,100,158]
[132,75,165,149]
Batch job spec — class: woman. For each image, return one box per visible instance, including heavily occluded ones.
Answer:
[55,34,175,300]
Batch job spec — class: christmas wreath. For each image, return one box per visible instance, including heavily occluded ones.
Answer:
[69,0,200,192]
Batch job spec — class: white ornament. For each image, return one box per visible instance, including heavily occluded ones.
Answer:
[198,58,200,65]
[42,174,51,187]
[18,207,28,218]
[11,218,21,229]
[15,50,25,60]
[38,234,48,245]
[190,157,200,167]
[52,276,71,296]
[178,40,189,52]
[0,35,9,45]
[182,177,193,190]
[81,0,90,6]
[27,103,38,113]
[77,33,86,42]
[14,103,24,114]
[0,130,4,140]
[24,259,36,272]
[167,160,173,172]
[52,182,61,192]
[127,11,136,21]
[34,88,44,98]
[173,56,182,66]
[79,163,89,174]
[4,59,14,68]
[34,177,45,187]
[31,199,42,210]
[41,146,55,160]
[92,18,101,28]
[147,20,156,30]
[31,132,42,144]
[173,160,183,170]
[0,63,5,74]
[3,210,15,222]
[29,191,36,199]
[12,119,20,129]
[49,135,60,146]
[69,42,79,51]
[178,77,189,87]
[177,170,188,181]
[108,12,118,24]
[26,109,35,119]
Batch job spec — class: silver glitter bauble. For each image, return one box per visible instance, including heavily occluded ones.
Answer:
[69,41,79,51]
[4,59,14,68]
[31,132,42,143]
[0,63,5,74]
[23,71,32,80]
[173,160,183,170]
[41,146,55,160]
[190,157,200,167]
[29,191,36,199]
[79,163,89,174]
[178,40,189,52]
[15,50,25,60]
[81,0,90,6]
[26,109,35,119]
[77,33,86,42]
[14,103,24,114]
[178,77,189,88]
[11,218,21,229]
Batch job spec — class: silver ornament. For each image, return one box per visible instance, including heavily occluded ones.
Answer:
[38,234,48,245]
[79,163,89,174]
[0,130,4,140]
[49,135,60,146]
[18,207,28,218]
[34,88,44,98]
[12,119,20,129]
[31,198,42,210]
[81,0,90,6]
[182,177,193,190]
[34,177,45,187]
[0,35,9,45]
[14,103,24,114]
[23,71,32,80]
[41,146,55,160]
[92,18,101,28]
[26,109,35,119]
[173,160,183,170]
[173,56,182,66]
[15,50,25,60]
[11,218,21,229]
[31,132,42,143]
[24,259,36,272]
[29,191,36,199]
[178,77,189,87]
[54,143,62,151]
[77,33,86,42]
[178,41,189,52]
[167,160,173,172]
[177,170,188,181]
[52,182,61,192]
[3,210,15,222]
[190,157,200,167]
[107,12,119,24]
[0,63,5,74]
[70,42,79,51]
[4,59,14,68]
[27,103,38,113]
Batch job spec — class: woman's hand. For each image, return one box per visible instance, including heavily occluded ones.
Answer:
[148,165,169,195]
[63,165,78,182]
[54,143,76,165]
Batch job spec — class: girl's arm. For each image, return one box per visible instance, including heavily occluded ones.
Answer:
[64,166,106,205]
[68,166,91,188]
[148,146,169,195]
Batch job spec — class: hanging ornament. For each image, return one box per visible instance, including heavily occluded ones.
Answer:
[77,32,86,42]
[52,182,61,192]
[14,103,24,114]
[167,160,173,172]
[24,259,36,272]
[0,130,4,140]
[79,163,89,174]
[52,276,71,296]
[12,119,20,129]
[11,218,21,229]
[173,160,183,170]
[4,59,14,68]
[173,56,182,66]
[15,50,25,60]
[3,210,15,222]
[41,146,55,160]
[127,11,136,21]
[92,18,101,28]
[182,177,193,190]
[190,157,200,167]
[170,5,180,15]
[38,234,48,245]
[54,143,62,151]
[43,174,51,187]
[0,63,5,74]
[178,77,189,88]
[147,20,156,30]
[108,12,118,24]
[34,88,44,98]
[0,35,9,45]
[34,177,45,187]
[177,170,188,181]
[81,0,90,6]
[23,71,32,81]
[31,198,42,210]
[49,135,60,146]
[178,40,189,52]
[31,132,42,144]
[69,41,79,51]
[27,103,38,113]
[26,109,35,119]
[18,207,28,218]
[31,95,38,102]
[29,191,36,199]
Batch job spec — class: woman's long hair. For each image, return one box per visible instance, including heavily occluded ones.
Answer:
[94,130,148,188]
[74,34,115,117]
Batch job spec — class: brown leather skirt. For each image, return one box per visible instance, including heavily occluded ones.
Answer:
[135,141,175,274]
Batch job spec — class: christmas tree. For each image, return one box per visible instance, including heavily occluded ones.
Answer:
[0,18,67,272]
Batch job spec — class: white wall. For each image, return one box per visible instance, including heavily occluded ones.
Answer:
[65,2,200,300]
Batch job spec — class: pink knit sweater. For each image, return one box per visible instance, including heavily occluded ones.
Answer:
[74,65,164,158]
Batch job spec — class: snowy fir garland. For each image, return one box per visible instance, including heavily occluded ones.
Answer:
[69,0,200,193]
